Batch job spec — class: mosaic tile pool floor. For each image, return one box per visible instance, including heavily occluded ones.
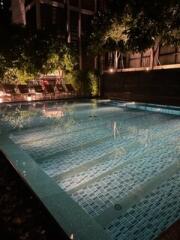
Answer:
[0,100,179,240]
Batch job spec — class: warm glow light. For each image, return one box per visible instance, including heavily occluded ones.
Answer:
[0,98,3,103]
[109,68,114,73]
[27,95,32,102]
[146,67,150,71]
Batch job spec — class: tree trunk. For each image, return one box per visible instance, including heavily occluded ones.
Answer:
[11,0,26,26]
[150,40,160,69]
[121,53,124,69]
[94,56,98,69]
[100,55,104,74]
[114,51,121,70]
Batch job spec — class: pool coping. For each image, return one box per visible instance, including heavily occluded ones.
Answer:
[0,135,110,240]
[0,96,100,105]
[107,100,180,116]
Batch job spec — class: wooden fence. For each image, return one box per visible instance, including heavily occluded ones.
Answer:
[103,46,180,70]
[101,68,180,106]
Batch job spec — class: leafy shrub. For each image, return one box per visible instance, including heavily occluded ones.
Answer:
[1,68,33,84]
[71,70,100,97]
[88,71,100,97]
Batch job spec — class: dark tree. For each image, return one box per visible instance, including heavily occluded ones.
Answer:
[89,0,180,68]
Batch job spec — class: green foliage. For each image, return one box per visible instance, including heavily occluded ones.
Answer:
[64,72,81,93]
[2,68,17,84]
[1,67,33,84]
[89,11,112,55]
[42,53,60,75]
[0,22,78,85]
[74,70,99,97]
[126,1,180,51]
[104,20,128,43]
[15,69,33,84]
[90,0,180,54]
[41,42,77,75]
[0,55,8,80]
[88,71,99,97]
[60,47,77,73]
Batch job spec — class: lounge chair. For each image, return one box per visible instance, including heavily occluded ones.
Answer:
[18,84,29,94]
[56,84,67,98]
[17,85,32,101]
[44,85,55,99]
[2,84,20,101]
[65,84,76,96]
[3,84,16,95]
[33,85,45,100]
[0,85,4,94]
[0,85,6,102]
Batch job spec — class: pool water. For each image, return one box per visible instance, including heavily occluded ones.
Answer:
[0,100,180,240]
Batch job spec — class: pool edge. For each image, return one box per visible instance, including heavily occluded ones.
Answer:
[0,135,110,240]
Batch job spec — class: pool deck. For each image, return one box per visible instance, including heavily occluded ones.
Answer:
[157,220,180,240]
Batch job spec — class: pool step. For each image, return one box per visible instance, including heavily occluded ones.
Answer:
[42,121,180,179]
[69,132,179,217]
[52,125,180,192]
[105,171,180,240]
[54,141,140,188]
[95,159,180,227]
[67,133,179,195]
[14,112,176,162]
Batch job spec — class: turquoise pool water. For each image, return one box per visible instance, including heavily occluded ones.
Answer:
[0,100,180,240]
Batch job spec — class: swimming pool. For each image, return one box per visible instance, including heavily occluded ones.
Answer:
[0,100,179,240]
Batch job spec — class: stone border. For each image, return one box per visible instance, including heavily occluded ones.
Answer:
[0,135,109,240]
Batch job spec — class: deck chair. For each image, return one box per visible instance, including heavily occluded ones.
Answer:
[18,84,33,101]
[18,85,29,94]
[0,85,4,93]
[33,85,45,100]
[3,84,16,94]
[2,84,20,101]
[56,84,67,97]
[44,85,55,99]
[65,84,76,96]
[0,85,6,102]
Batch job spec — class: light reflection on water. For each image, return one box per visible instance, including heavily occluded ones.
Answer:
[0,100,104,135]
[0,102,69,132]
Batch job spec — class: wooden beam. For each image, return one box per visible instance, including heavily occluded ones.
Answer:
[36,0,41,29]
[70,6,95,15]
[40,0,64,8]
[66,0,71,43]
[36,0,95,15]
[78,0,82,69]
